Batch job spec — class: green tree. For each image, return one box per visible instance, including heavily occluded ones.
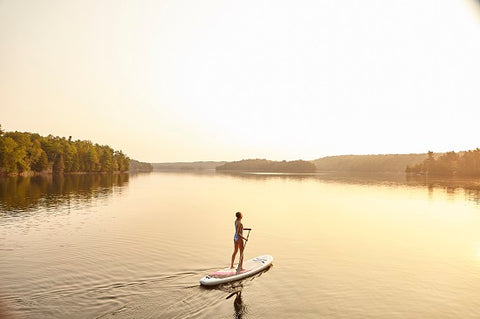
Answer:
[41,135,63,162]
[0,128,130,175]
[98,145,114,172]
[62,141,77,172]
[27,138,45,169]
[72,152,80,172]
[53,153,65,175]
[31,150,49,172]
[114,151,129,172]
[74,140,90,171]
[86,144,100,172]
[0,137,19,173]
[3,132,31,172]
[458,149,480,177]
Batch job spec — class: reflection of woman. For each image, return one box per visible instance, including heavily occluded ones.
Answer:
[230,212,248,270]
[226,290,246,319]
[234,291,245,319]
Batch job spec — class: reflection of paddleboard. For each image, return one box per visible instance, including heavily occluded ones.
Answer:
[200,255,273,286]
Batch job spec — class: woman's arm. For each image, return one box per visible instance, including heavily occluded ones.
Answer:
[237,223,248,241]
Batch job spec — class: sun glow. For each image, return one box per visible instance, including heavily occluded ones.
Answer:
[1,0,480,162]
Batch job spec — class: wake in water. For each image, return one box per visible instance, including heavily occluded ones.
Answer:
[96,265,273,319]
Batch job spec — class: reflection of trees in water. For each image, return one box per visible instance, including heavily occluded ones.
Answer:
[466,189,480,206]
[217,171,314,182]
[220,171,480,205]
[406,174,480,205]
[0,174,129,213]
[217,170,411,184]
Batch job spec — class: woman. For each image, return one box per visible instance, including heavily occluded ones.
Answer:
[230,211,249,271]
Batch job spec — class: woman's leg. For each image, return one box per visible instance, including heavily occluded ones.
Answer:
[238,239,245,270]
[231,241,239,268]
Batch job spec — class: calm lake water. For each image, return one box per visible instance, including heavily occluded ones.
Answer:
[1,171,480,318]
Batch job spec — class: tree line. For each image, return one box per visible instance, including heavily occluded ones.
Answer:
[216,159,317,173]
[129,159,153,172]
[406,149,480,177]
[0,125,129,175]
[313,154,428,172]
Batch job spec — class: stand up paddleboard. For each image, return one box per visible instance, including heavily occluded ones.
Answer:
[200,255,273,286]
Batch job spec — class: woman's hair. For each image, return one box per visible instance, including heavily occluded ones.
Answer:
[235,211,242,218]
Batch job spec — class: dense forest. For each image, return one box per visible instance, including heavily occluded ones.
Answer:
[130,159,153,172]
[216,159,317,173]
[0,125,129,175]
[313,154,428,172]
[406,150,480,177]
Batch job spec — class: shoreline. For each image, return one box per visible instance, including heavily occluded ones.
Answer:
[0,170,139,177]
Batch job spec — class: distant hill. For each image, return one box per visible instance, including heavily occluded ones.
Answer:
[313,154,428,173]
[152,155,429,173]
[216,159,317,173]
[152,161,226,170]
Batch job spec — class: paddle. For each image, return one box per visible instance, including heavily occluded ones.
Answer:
[226,291,239,299]
[243,228,252,250]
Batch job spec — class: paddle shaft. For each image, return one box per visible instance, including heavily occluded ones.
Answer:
[243,228,251,250]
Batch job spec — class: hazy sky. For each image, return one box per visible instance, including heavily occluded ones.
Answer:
[1,0,480,162]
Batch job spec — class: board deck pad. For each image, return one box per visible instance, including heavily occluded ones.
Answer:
[200,255,273,286]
